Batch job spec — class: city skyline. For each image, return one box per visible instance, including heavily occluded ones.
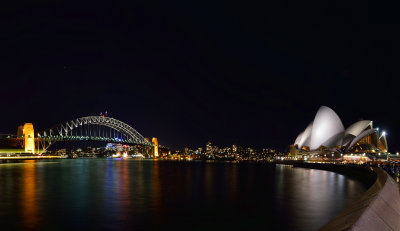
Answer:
[1,1,400,231]
[1,1,399,151]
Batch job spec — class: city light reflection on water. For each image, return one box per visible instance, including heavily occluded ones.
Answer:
[21,160,38,229]
[0,160,366,231]
[274,165,363,230]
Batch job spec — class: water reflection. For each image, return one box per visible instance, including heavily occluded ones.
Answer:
[151,160,162,213]
[228,163,238,203]
[0,160,366,231]
[21,160,39,230]
[119,160,131,221]
[275,165,365,230]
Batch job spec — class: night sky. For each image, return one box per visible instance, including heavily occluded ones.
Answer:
[1,1,399,151]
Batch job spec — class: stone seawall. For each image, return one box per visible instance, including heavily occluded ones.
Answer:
[275,161,400,230]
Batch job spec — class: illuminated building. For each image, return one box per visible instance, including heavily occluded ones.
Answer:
[289,144,297,157]
[152,137,159,157]
[206,142,212,152]
[105,143,115,150]
[232,144,237,153]
[293,106,389,154]
[23,123,35,153]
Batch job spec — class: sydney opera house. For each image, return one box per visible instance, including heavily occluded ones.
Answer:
[292,106,388,155]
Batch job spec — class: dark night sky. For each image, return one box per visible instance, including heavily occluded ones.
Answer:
[1,0,400,151]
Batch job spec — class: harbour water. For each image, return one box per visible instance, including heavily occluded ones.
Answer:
[0,159,366,231]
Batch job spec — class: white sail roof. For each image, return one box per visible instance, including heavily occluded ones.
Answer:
[309,106,344,150]
[345,120,372,137]
[294,132,303,146]
[293,106,383,152]
[298,122,313,148]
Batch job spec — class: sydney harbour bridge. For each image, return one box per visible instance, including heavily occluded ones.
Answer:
[1,115,158,156]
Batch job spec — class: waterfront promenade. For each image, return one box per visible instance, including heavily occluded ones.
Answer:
[0,152,66,160]
[275,160,400,230]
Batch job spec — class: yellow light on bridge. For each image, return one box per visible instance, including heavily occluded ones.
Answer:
[23,123,35,154]
[152,137,159,157]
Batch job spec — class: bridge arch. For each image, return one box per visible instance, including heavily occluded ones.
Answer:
[37,116,150,153]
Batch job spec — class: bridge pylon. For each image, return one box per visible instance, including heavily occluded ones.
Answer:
[152,137,159,157]
[22,123,35,153]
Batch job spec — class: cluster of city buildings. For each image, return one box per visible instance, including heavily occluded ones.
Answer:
[164,142,284,161]
[44,143,158,158]
[49,141,283,161]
